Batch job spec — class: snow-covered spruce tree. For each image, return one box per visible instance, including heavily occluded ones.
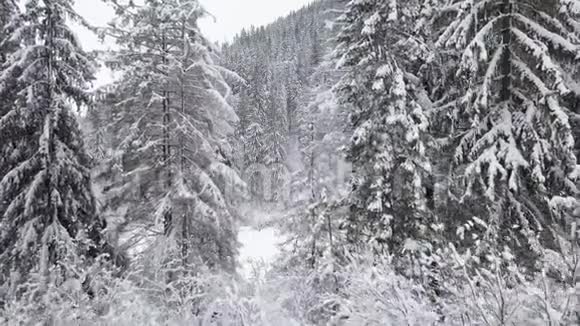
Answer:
[295,0,350,204]
[0,1,20,273]
[243,122,267,201]
[264,79,288,167]
[336,0,435,254]
[263,78,289,203]
[242,53,273,165]
[0,0,19,110]
[281,0,351,271]
[99,0,244,273]
[244,123,266,166]
[0,0,17,58]
[283,80,351,270]
[84,87,115,164]
[435,0,580,268]
[0,0,106,286]
[0,0,18,143]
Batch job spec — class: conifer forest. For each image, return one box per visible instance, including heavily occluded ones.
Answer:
[1,0,580,324]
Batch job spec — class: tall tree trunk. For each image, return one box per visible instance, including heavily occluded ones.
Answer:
[41,1,57,291]
[309,122,315,200]
[309,121,317,267]
[162,31,173,236]
[500,0,512,102]
[179,19,188,265]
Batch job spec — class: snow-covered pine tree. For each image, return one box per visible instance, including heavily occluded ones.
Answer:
[283,60,304,138]
[295,68,349,205]
[243,123,267,201]
[263,78,289,202]
[0,0,17,59]
[236,54,271,170]
[236,54,270,170]
[435,0,580,267]
[0,2,20,275]
[284,84,350,269]
[98,0,244,272]
[297,0,350,203]
[0,0,18,148]
[0,0,106,286]
[83,86,116,166]
[244,122,266,167]
[336,0,434,253]
[280,0,349,277]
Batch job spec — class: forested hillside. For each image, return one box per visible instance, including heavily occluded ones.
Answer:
[220,0,348,208]
[1,0,580,325]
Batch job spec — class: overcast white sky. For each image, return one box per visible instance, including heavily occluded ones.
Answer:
[198,0,316,43]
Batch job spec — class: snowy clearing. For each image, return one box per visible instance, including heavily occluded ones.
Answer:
[238,225,283,280]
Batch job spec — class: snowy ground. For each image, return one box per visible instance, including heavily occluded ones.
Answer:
[238,226,282,279]
[238,207,282,279]
[237,205,286,280]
